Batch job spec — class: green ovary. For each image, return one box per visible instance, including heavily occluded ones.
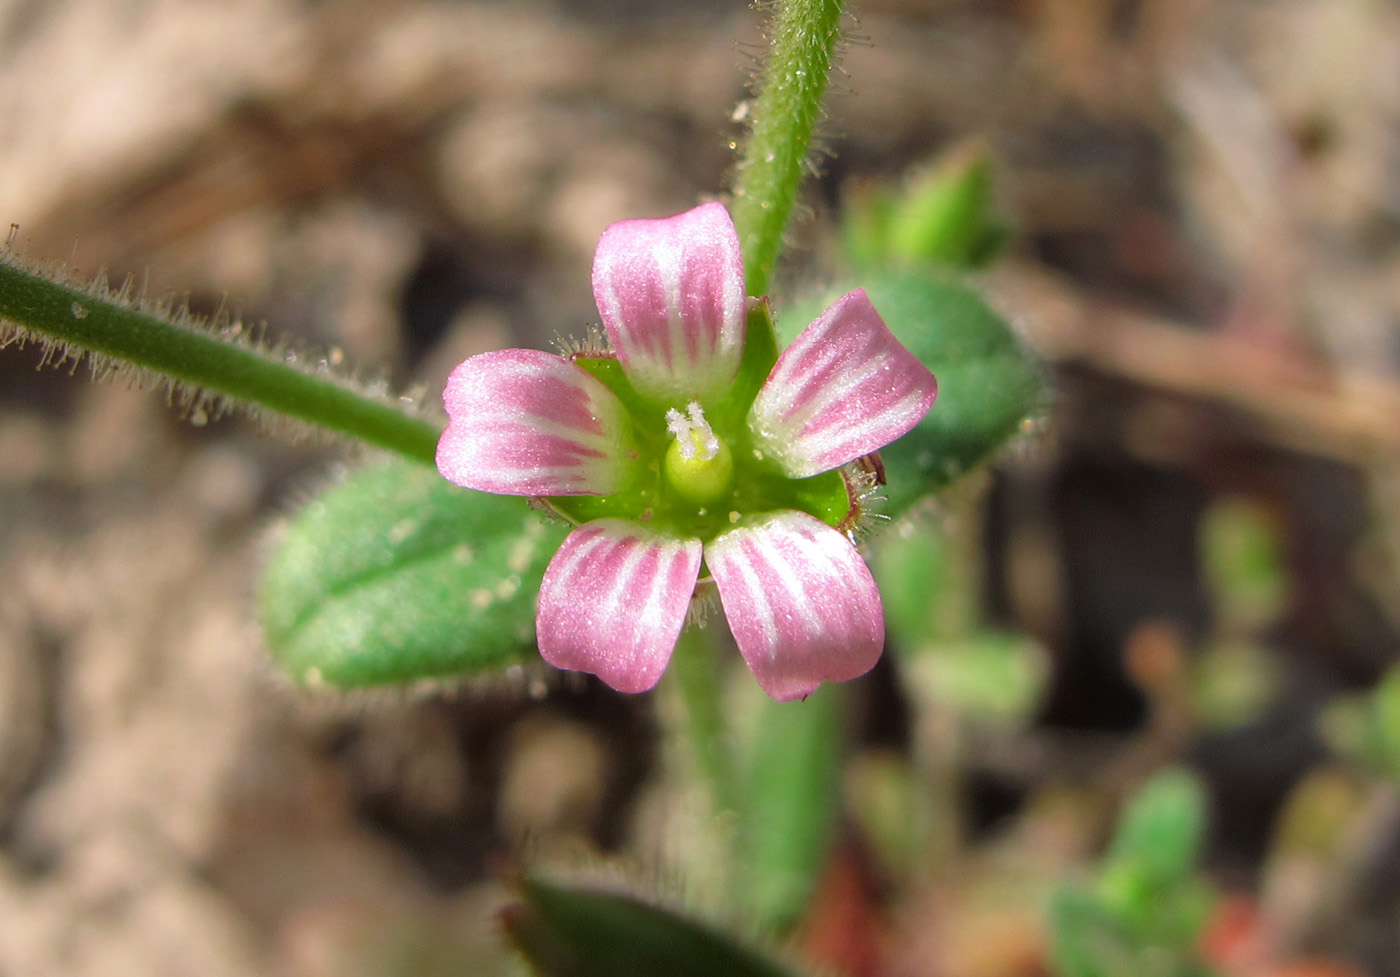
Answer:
[664,431,734,505]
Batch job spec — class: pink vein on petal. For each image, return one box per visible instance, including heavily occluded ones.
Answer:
[747,289,938,479]
[436,349,633,496]
[706,510,885,702]
[537,520,703,694]
[591,202,745,404]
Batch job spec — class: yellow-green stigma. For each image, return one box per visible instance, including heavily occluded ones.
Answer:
[663,401,733,505]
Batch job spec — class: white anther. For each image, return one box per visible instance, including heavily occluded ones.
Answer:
[665,401,720,461]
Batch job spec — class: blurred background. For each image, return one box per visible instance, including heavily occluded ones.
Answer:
[1,0,1399,975]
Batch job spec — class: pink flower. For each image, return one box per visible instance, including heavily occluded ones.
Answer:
[436,203,937,701]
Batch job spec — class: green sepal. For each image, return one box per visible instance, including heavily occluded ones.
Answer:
[841,182,899,273]
[260,459,567,689]
[778,272,1043,515]
[503,877,803,977]
[545,463,850,540]
[885,145,1008,270]
[843,145,1010,273]
[573,354,667,433]
[783,468,850,529]
[729,299,781,426]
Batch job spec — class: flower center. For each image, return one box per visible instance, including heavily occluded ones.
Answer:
[663,401,733,505]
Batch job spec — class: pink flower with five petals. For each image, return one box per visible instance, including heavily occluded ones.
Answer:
[436,202,937,701]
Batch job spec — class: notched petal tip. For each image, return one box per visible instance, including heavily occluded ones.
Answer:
[436,349,633,497]
[591,202,746,404]
[536,520,703,694]
[706,511,885,702]
[748,289,938,479]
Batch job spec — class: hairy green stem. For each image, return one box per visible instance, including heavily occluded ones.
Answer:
[730,0,845,299]
[741,684,845,932]
[0,258,441,463]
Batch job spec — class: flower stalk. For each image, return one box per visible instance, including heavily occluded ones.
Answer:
[669,624,740,818]
[0,255,441,463]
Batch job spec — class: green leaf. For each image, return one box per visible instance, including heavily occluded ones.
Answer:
[1096,865,1213,951]
[738,683,845,933]
[504,878,803,977]
[778,272,1043,514]
[261,459,568,689]
[1053,771,1217,977]
[1052,883,1216,977]
[1049,887,1137,977]
[1106,769,1207,889]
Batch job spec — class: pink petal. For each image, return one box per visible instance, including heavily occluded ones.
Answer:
[437,349,634,496]
[537,520,703,694]
[706,511,885,702]
[591,201,746,405]
[748,289,938,479]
